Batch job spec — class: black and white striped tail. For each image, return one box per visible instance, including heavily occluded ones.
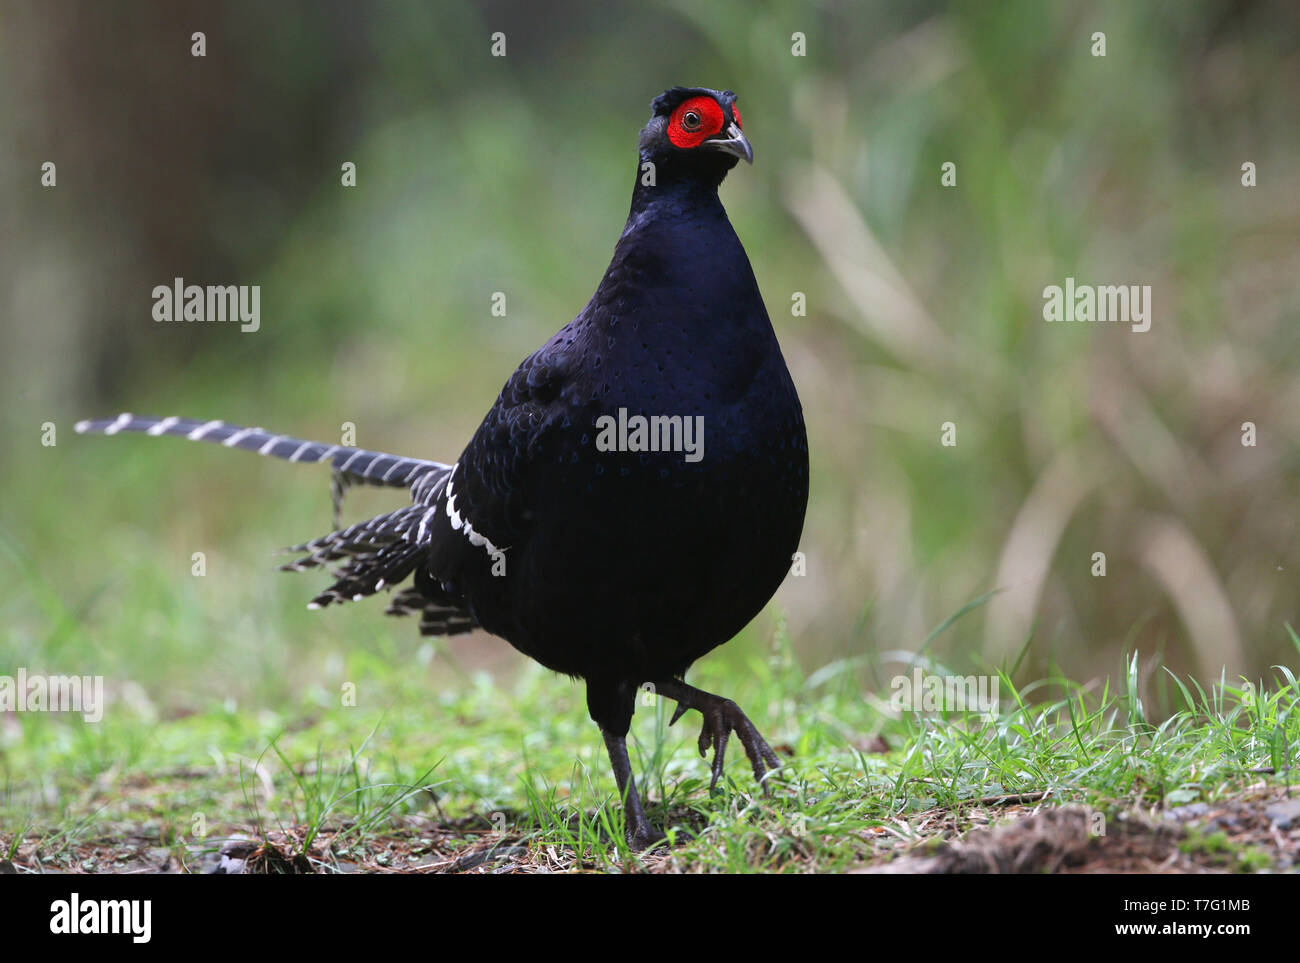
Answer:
[75,412,474,634]
[75,414,448,491]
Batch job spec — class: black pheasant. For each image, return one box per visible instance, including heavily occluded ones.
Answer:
[78,87,809,848]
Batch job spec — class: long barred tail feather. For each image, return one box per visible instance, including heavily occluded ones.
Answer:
[75,414,450,493]
[77,413,474,634]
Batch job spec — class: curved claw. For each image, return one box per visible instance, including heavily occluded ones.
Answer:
[692,697,782,794]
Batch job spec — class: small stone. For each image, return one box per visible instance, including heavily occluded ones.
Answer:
[1265,799,1300,829]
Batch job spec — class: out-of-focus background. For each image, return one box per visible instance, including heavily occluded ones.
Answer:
[2,0,1297,721]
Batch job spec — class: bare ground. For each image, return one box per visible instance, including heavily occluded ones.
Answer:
[4,786,1296,874]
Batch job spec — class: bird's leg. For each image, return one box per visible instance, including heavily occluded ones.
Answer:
[654,678,782,793]
[601,729,666,850]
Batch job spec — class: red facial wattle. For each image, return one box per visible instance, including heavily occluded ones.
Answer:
[667,96,725,149]
[732,101,742,130]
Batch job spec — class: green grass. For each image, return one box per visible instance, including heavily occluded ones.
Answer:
[3,607,1296,873]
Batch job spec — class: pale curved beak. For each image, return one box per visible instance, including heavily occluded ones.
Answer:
[706,122,753,164]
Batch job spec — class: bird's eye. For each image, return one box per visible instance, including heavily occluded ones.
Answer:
[667,96,725,148]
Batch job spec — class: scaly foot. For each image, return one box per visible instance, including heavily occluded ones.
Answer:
[658,680,782,793]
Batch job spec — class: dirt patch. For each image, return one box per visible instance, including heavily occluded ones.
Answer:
[864,789,1296,874]
[4,789,1295,873]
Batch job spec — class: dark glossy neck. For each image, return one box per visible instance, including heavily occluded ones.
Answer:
[625,154,727,223]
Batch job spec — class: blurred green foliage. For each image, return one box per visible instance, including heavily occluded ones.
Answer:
[2,0,1298,729]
